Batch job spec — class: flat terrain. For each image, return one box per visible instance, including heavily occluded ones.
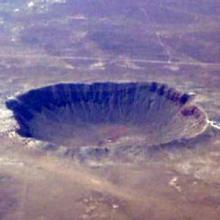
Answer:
[0,0,220,219]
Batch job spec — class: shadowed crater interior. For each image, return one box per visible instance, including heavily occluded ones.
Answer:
[6,82,208,148]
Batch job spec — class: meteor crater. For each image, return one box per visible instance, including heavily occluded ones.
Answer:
[6,82,208,150]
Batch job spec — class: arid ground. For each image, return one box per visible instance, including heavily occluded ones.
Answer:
[0,1,220,219]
